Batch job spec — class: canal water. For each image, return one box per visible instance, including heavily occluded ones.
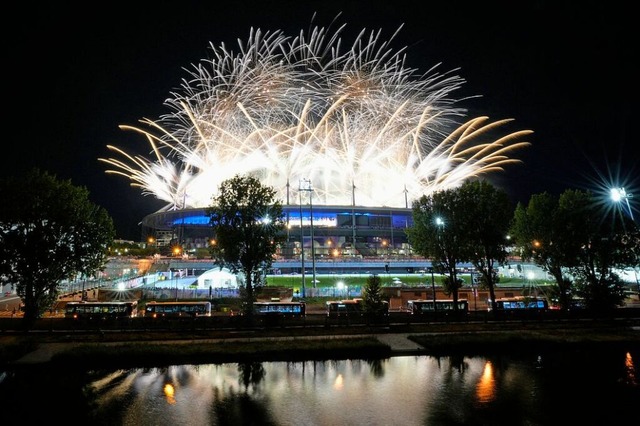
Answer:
[2,346,638,425]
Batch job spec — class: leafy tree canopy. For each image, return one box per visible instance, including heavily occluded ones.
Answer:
[361,274,387,317]
[456,180,513,311]
[207,175,286,317]
[511,188,639,311]
[406,184,469,307]
[0,169,115,323]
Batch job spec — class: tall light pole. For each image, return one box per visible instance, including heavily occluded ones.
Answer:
[430,266,436,309]
[611,187,634,221]
[300,178,317,289]
[178,191,187,255]
[351,181,356,256]
[610,187,637,296]
[173,269,178,301]
[299,183,305,298]
[310,184,316,288]
[434,217,445,314]
[286,179,291,244]
[470,270,477,311]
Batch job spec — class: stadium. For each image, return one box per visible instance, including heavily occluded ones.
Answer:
[141,203,414,265]
[103,20,531,275]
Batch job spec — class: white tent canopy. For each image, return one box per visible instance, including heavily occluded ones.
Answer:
[197,268,240,289]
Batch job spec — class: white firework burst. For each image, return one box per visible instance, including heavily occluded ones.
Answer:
[99,21,532,211]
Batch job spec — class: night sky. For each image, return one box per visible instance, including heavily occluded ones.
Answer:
[5,1,637,240]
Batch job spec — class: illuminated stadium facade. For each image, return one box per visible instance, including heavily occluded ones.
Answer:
[105,20,531,266]
[141,203,414,261]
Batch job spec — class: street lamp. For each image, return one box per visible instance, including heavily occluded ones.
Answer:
[470,270,477,311]
[430,265,436,309]
[173,269,178,301]
[527,270,536,296]
[611,187,634,221]
[433,217,445,314]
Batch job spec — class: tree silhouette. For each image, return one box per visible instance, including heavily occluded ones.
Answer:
[0,169,115,324]
[207,175,286,320]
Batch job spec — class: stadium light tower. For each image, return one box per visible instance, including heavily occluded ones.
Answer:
[298,181,305,298]
[299,178,317,296]
[611,187,634,221]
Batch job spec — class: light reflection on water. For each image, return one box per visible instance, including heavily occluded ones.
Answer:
[2,348,638,425]
[475,361,496,403]
[624,351,637,386]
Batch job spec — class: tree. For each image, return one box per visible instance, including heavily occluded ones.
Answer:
[206,174,286,320]
[0,169,115,324]
[511,189,639,312]
[457,181,513,313]
[407,188,466,310]
[510,192,575,310]
[361,274,387,321]
[566,190,638,311]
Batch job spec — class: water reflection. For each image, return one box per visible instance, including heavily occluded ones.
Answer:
[2,347,638,425]
[475,361,496,403]
[163,383,176,404]
[333,373,344,390]
[238,361,266,390]
[623,351,637,386]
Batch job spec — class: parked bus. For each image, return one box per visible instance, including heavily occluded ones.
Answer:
[326,298,389,317]
[406,299,469,315]
[489,297,548,312]
[64,301,138,320]
[143,301,212,318]
[253,301,306,317]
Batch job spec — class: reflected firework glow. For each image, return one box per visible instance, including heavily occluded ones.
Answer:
[99,21,532,211]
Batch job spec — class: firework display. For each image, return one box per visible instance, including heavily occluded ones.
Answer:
[100,22,532,211]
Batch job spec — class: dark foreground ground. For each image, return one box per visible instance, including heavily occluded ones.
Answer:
[2,317,639,369]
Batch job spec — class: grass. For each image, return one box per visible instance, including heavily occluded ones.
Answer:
[0,336,39,366]
[266,273,548,288]
[46,336,392,369]
[408,327,640,356]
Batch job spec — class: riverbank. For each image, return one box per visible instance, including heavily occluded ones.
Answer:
[3,320,639,369]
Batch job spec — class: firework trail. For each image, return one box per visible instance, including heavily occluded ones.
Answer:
[100,21,532,211]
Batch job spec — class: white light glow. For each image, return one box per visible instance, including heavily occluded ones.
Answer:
[610,187,635,220]
[100,22,532,211]
[611,188,626,202]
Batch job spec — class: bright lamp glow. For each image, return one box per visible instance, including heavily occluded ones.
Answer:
[610,187,634,221]
[610,187,627,202]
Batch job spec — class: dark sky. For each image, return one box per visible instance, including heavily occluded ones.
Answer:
[6,1,637,240]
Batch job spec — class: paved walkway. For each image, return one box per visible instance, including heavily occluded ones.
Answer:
[375,333,425,353]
